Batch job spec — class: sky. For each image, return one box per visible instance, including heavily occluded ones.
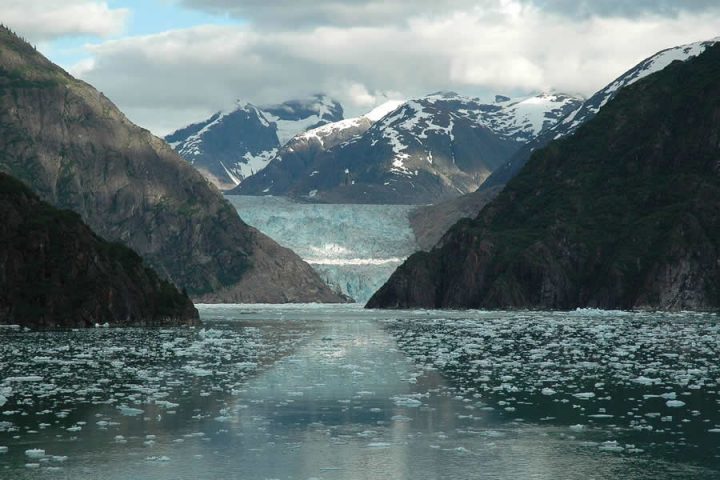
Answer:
[3,0,720,136]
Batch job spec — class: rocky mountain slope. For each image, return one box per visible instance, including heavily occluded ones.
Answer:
[166,95,344,189]
[235,92,582,204]
[0,172,199,328]
[228,100,404,198]
[410,37,720,249]
[368,43,720,311]
[0,26,346,304]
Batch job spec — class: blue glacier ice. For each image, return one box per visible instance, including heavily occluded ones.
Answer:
[226,196,418,303]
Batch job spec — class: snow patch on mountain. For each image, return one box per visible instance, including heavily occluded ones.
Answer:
[365,100,406,122]
[297,100,406,147]
[261,94,343,144]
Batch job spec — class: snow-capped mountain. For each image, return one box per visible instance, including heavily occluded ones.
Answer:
[228,100,405,196]
[235,92,582,204]
[165,95,343,189]
[483,37,720,190]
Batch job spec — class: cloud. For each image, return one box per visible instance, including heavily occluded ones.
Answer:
[0,0,129,42]
[70,1,720,135]
[178,0,480,28]
[531,0,720,19]
[178,0,720,28]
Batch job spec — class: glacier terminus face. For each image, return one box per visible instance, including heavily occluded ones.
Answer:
[226,196,419,303]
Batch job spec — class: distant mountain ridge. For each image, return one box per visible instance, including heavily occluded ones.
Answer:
[165,95,344,189]
[233,92,582,204]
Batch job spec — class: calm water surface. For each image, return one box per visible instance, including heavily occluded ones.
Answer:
[0,305,718,479]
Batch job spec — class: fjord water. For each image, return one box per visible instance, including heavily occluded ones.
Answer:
[1,306,719,479]
[226,196,418,303]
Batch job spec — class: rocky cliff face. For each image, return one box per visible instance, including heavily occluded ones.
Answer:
[0,27,346,304]
[0,172,199,328]
[368,44,720,311]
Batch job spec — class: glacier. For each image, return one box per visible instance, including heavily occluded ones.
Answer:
[226,196,418,303]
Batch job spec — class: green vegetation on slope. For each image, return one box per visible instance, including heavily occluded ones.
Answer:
[369,44,720,311]
[0,172,199,328]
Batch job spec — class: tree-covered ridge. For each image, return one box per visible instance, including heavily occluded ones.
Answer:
[0,172,199,328]
[368,44,720,311]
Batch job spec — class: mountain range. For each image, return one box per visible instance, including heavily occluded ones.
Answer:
[231,92,582,204]
[368,41,720,311]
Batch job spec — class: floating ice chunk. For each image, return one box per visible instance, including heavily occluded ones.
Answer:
[0,446,7,453]
[25,449,45,459]
[573,392,595,400]
[5,376,43,383]
[391,395,423,407]
[541,388,556,396]
[631,376,661,386]
[118,406,144,416]
[666,400,686,408]
[569,424,585,432]
[598,441,624,452]
[367,442,392,448]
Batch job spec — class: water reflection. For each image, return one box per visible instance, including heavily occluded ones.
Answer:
[0,305,717,479]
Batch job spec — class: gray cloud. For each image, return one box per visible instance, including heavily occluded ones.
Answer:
[178,0,478,28]
[69,1,720,135]
[178,0,720,28]
[532,0,720,19]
